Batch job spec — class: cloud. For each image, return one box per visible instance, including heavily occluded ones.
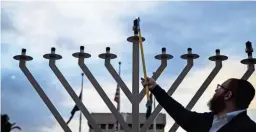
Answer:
[1,1,163,70]
[1,8,16,31]
[1,72,53,130]
[2,1,256,132]
[1,1,163,132]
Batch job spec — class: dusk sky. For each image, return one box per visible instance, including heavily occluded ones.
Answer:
[1,1,256,132]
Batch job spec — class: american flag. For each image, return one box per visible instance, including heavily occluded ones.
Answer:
[114,84,120,105]
[114,62,121,107]
[114,84,121,130]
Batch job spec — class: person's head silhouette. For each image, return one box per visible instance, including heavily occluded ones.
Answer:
[208,78,255,115]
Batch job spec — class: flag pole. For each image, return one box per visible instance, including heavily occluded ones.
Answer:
[117,61,121,130]
[153,95,156,132]
[114,62,121,131]
[153,72,156,132]
[118,61,121,113]
[79,73,84,132]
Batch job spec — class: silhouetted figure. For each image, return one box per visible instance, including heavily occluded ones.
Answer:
[141,78,256,132]
[1,114,21,132]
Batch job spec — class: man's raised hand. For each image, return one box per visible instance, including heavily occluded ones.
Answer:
[141,77,157,90]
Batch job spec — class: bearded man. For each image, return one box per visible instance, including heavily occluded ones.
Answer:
[141,78,256,132]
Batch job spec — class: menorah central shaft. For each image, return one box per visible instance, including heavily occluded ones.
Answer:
[132,37,140,131]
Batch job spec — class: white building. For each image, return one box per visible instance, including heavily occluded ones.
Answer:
[88,113,166,132]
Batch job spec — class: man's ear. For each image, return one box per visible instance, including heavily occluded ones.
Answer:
[224,91,232,100]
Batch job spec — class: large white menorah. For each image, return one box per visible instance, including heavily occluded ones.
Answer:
[14,19,256,132]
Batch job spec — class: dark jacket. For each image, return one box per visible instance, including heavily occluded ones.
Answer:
[151,85,256,132]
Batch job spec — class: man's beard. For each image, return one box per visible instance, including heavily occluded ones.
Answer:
[207,94,226,114]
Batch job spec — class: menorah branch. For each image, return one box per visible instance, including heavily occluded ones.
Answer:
[186,62,222,110]
[167,59,194,95]
[14,50,72,132]
[152,60,168,80]
[78,60,132,132]
[169,65,222,132]
[169,49,227,132]
[241,64,255,80]
[139,47,172,103]
[139,60,167,103]
[140,48,195,132]
[104,58,133,103]
[47,61,102,132]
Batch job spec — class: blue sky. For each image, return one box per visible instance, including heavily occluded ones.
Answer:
[1,1,256,132]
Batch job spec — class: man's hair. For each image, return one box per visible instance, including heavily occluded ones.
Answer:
[229,78,255,109]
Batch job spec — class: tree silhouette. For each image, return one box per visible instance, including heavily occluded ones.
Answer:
[1,114,21,132]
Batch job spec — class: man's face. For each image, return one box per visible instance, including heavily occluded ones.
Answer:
[208,80,234,114]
